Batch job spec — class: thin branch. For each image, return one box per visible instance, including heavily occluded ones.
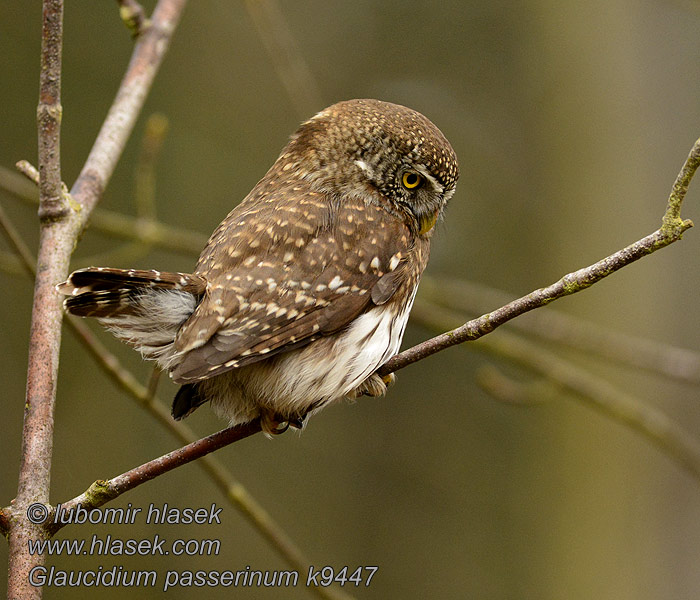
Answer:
[379,136,699,378]
[51,421,262,534]
[411,299,700,483]
[15,160,40,186]
[422,276,700,384]
[70,0,187,227]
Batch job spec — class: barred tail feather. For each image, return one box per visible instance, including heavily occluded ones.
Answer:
[57,267,205,369]
[57,267,206,297]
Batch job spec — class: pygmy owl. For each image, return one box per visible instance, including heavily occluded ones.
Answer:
[58,99,459,435]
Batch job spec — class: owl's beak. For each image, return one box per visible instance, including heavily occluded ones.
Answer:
[419,210,439,235]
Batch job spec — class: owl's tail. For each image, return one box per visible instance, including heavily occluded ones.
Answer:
[57,267,206,368]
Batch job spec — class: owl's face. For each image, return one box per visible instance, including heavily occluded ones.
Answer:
[287,99,459,235]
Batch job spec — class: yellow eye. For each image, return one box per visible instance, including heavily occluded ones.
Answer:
[401,171,423,189]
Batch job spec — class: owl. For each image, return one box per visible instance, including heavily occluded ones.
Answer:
[58,99,459,435]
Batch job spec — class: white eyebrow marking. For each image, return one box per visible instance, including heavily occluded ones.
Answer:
[415,165,444,194]
[354,160,374,178]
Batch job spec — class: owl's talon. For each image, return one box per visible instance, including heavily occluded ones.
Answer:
[271,421,290,435]
[260,411,290,436]
[288,415,306,429]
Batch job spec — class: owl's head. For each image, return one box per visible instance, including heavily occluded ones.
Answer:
[286,99,459,236]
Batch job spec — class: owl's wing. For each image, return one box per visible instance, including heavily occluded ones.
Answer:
[170,190,422,384]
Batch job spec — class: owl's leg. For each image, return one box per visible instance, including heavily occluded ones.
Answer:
[347,372,396,399]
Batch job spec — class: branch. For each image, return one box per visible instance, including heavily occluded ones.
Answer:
[379,136,698,378]
[36,0,65,221]
[70,0,187,227]
[50,421,262,535]
[421,276,700,384]
[412,299,700,484]
[7,2,66,597]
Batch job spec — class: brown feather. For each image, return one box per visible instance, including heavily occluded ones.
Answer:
[170,189,417,382]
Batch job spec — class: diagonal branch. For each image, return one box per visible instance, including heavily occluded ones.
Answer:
[50,421,262,536]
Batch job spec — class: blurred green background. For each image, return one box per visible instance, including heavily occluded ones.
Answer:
[2,1,700,598]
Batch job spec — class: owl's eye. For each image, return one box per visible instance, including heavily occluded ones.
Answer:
[401,171,423,190]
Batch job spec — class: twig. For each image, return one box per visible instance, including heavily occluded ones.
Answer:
[422,276,700,384]
[411,299,700,484]
[70,0,187,226]
[379,136,699,378]
[15,160,40,186]
[51,421,262,534]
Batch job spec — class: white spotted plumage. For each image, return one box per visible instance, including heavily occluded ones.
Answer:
[57,99,459,435]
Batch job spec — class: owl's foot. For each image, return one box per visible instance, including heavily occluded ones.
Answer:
[348,372,396,399]
[260,410,307,436]
[260,411,290,436]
